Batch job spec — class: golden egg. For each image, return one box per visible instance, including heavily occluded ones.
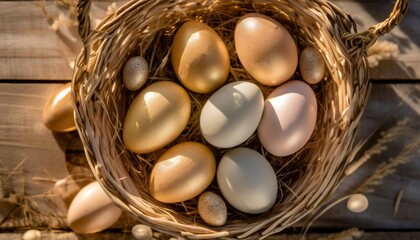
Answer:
[235,13,298,86]
[42,82,76,132]
[150,142,216,203]
[123,81,191,154]
[171,20,230,94]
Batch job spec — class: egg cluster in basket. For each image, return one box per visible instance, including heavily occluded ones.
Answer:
[121,13,326,227]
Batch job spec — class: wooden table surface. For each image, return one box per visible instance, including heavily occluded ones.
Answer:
[1,0,419,239]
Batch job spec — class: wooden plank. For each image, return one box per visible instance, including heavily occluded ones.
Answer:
[0,83,72,195]
[0,1,419,81]
[314,83,420,229]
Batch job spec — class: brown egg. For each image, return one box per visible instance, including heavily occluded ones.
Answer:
[123,81,191,154]
[149,142,216,203]
[171,20,230,94]
[42,82,76,132]
[299,47,326,84]
[235,13,298,86]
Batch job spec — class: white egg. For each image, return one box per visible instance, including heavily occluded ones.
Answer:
[67,181,122,233]
[198,191,227,226]
[347,194,369,213]
[132,224,153,240]
[200,81,264,148]
[22,230,41,240]
[217,148,278,214]
[123,56,149,91]
[299,47,326,84]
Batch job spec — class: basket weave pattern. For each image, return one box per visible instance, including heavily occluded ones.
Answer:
[72,0,407,238]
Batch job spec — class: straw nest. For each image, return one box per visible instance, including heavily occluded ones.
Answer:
[72,0,407,238]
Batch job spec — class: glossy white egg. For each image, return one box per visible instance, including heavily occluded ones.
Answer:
[200,81,264,148]
[217,148,278,214]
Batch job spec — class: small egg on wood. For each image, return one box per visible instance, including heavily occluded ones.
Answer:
[132,224,153,240]
[123,56,149,91]
[347,194,369,213]
[299,47,326,84]
[22,230,41,240]
[198,191,227,226]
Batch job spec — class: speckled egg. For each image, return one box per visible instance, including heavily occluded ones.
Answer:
[198,191,227,226]
[235,13,298,86]
[299,47,326,84]
[123,56,149,91]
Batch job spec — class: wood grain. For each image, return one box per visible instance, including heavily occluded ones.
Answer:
[0,1,419,81]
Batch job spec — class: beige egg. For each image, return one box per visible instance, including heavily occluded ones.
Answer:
[123,81,191,154]
[198,191,227,226]
[22,230,41,240]
[257,80,317,157]
[149,142,216,203]
[347,194,369,213]
[67,181,122,233]
[42,83,76,132]
[235,13,298,86]
[123,56,149,91]
[132,224,153,240]
[171,20,230,94]
[299,47,326,84]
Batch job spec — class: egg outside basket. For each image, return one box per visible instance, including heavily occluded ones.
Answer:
[72,0,408,238]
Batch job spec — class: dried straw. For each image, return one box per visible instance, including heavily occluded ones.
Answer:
[72,0,407,238]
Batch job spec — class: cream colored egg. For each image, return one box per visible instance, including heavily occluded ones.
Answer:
[258,80,317,157]
[347,194,369,213]
[123,56,149,91]
[217,148,278,214]
[67,181,122,233]
[198,191,227,226]
[123,81,191,154]
[42,83,76,132]
[132,224,153,240]
[299,47,326,84]
[149,142,216,203]
[235,13,298,86]
[171,20,230,93]
[22,230,41,240]
[200,81,264,148]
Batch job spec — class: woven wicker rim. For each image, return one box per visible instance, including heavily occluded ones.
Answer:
[72,0,408,239]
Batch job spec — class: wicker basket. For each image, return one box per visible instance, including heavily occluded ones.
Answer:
[72,0,407,238]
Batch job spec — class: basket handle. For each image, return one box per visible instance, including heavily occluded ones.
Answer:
[76,0,92,64]
[343,0,408,49]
